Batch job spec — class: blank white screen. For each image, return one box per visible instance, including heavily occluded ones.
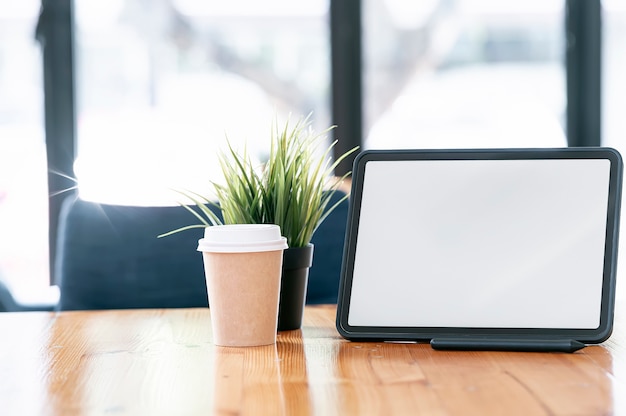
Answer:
[348,159,610,329]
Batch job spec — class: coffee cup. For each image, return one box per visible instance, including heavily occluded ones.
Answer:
[197,224,288,347]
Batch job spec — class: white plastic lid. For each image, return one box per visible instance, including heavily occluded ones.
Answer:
[197,224,288,253]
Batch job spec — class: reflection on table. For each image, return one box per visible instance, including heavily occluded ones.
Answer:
[0,304,624,415]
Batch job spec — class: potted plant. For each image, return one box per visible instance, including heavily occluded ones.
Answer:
[163,115,358,330]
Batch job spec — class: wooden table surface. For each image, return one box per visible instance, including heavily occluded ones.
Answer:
[1,304,625,415]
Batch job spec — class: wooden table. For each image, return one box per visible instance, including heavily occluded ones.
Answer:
[1,304,625,415]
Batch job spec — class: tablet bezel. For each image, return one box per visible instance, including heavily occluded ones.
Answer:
[336,148,623,344]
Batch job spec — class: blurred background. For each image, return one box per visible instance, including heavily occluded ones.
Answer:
[1,0,624,301]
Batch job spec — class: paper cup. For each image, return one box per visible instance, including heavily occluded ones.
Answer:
[198,224,288,347]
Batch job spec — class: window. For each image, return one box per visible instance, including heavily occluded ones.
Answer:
[603,0,626,150]
[363,0,567,150]
[0,1,51,298]
[3,0,622,302]
[74,0,331,205]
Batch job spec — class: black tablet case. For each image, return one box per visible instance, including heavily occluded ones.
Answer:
[336,148,622,352]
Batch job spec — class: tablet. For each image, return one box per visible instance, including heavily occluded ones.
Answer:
[336,148,622,352]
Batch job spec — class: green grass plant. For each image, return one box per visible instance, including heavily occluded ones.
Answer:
[160,116,358,247]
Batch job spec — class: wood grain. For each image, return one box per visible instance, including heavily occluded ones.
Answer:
[0,304,623,415]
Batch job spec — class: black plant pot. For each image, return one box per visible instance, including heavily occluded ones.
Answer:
[277,244,314,331]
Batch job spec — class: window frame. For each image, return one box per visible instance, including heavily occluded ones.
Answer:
[36,0,77,283]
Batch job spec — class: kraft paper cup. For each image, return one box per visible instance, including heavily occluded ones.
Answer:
[197,224,288,347]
